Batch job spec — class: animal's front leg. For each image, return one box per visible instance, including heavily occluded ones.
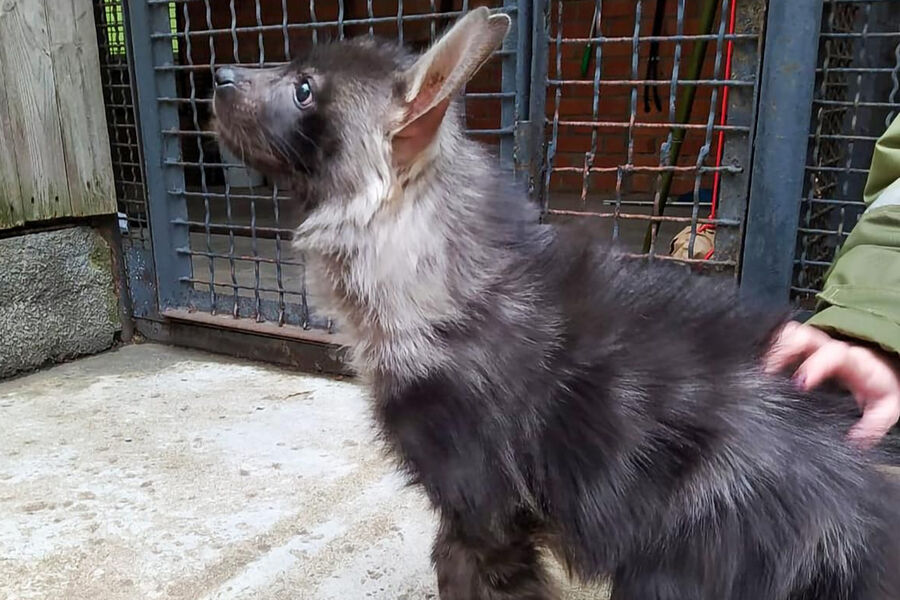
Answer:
[431,513,558,600]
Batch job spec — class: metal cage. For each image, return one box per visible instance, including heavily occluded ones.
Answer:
[93,0,900,365]
[108,0,534,349]
[792,0,900,309]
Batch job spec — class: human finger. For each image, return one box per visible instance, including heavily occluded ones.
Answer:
[764,322,831,374]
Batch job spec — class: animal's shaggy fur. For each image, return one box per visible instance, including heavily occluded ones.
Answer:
[213,9,900,599]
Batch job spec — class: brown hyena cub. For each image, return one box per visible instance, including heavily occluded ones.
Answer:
[213,8,900,599]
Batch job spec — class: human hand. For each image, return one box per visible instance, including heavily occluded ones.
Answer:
[764,320,900,448]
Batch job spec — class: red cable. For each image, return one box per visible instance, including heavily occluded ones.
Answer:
[699,0,738,260]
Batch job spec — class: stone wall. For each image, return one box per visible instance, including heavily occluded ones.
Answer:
[0,226,120,378]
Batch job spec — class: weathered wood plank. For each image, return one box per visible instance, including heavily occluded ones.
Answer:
[0,0,71,223]
[46,0,116,218]
[0,63,24,229]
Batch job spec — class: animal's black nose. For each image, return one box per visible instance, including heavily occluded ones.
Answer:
[215,67,236,87]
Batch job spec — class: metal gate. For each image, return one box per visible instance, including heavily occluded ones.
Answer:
[791,0,900,310]
[101,0,537,366]
[94,0,900,366]
[741,0,900,307]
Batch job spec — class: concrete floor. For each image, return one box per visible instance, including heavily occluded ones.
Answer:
[0,343,607,600]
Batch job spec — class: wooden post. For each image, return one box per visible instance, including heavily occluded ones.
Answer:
[47,0,116,220]
[0,59,22,228]
[0,0,116,230]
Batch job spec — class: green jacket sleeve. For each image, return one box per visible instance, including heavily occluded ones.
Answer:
[804,114,900,357]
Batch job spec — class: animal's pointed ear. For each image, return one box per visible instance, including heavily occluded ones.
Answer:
[391,7,511,164]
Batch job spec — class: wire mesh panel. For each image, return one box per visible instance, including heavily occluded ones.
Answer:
[791,0,900,309]
[121,0,527,335]
[541,0,764,274]
[92,0,166,320]
[93,0,150,249]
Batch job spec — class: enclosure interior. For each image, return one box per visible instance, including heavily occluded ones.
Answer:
[544,0,762,275]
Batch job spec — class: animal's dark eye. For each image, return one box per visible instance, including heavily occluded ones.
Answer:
[295,79,313,108]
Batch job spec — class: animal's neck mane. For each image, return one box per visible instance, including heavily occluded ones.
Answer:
[293,114,512,380]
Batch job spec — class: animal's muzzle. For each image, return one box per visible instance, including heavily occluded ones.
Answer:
[214,67,236,88]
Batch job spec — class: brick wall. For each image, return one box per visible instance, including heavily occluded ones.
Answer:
[547,0,730,198]
[180,0,495,65]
